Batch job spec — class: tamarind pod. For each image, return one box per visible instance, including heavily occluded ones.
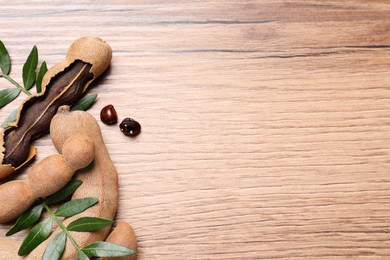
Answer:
[102,221,138,260]
[0,155,72,224]
[2,61,93,168]
[0,36,112,179]
[0,135,94,224]
[29,107,119,259]
[0,107,119,259]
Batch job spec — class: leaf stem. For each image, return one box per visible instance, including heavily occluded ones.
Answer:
[2,74,31,96]
[43,203,81,251]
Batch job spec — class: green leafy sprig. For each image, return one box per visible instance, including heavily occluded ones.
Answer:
[0,41,43,100]
[7,180,135,259]
[0,40,97,129]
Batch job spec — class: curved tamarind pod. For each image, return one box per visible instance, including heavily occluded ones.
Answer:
[0,107,132,259]
[0,135,94,224]
[0,36,112,179]
[102,221,138,260]
[29,106,119,259]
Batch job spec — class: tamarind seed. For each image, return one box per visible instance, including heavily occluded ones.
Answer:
[119,118,141,137]
[100,104,118,125]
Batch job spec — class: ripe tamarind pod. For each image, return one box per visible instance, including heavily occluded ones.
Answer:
[0,108,136,259]
[0,135,94,224]
[28,106,120,259]
[0,36,112,179]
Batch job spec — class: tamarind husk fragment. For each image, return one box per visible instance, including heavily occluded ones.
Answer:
[0,139,35,179]
[0,36,112,179]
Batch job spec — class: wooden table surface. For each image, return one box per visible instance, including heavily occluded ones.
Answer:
[1,1,390,259]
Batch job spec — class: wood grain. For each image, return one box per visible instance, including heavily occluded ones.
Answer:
[1,1,390,259]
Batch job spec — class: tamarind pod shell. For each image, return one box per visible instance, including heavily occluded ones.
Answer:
[102,221,138,260]
[0,36,111,177]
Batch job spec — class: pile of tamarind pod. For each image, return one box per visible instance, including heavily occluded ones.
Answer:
[0,36,137,259]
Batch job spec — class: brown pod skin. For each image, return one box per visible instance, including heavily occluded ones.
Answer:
[0,36,112,179]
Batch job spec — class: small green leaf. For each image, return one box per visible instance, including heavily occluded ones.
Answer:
[22,45,38,90]
[0,40,11,75]
[36,61,47,93]
[42,231,66,260]
[76,250,90,260]
[0,88,21,108]
[55,197,98,218]
[46,180,82,205]
[81,242,135,257]
[67,217,113,232]
[18,217,53,256]
[1,107,18,129]
[6,204,43,236]
[71,93,97,111]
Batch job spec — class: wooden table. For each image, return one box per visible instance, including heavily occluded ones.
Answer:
[1,1,390,259]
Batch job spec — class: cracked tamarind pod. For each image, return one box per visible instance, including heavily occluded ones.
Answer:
[0,36,112,179]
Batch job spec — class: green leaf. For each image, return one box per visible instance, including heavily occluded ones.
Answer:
[1,107,18,129]
[0,88,21,108]
[6,204,43,236]
[22,45,38,90]
[81,242,135,257]
[36,61,47,93]
[71,93,97,111]
[55,197,98,218]
[76,250,90,260]
[42,231,66,260]
[46,180,82,205]
[67,217,113,232]
[0,40,11,75]
[18,217,53,256]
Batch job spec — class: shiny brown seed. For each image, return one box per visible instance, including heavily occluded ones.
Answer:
[100,105,118,125]
[119,118,141,137]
